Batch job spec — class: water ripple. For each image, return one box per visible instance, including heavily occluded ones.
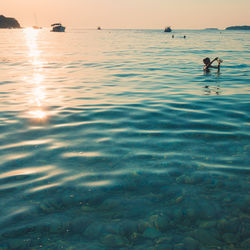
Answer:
[0,29,249,249]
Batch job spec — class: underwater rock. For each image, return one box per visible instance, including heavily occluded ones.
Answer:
[183,237,199,250]
[169,207,184,223]
[239,216,250,240]
[155,237,173,250]
[176,175,186,184]
[129,232,150,246]
[168,169,182,177]
[217,218,240,233]
[239,197,250,214]
[190,229,222,246]
[84,222,105,239]
[102,222,120,235]
[161,185,183,200]
[0,243,8,250]
[154,244,173,250]
[200,220,217,229]
[81,204,96,212]
[222,233,238,244]
[69,217,91,233]
[151,214,171,232]
[83,245,105,250]
[101,234,129,248]
[173,243,185,250]
[137,220,151,233]
[175,174,203,185]
[8,239,23,249]
[185,207,197,221]
[195,201,221,220]
[217,218,227,232]
[134,245,154,250]
[119,220,137,237]
[241,238,250,248]
[155,236,172,245]
[49,223,63,234]
[100,198,121,210]
[142,227,162,239]
[39,200,60,213]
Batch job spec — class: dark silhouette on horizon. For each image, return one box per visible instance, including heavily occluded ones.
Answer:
[51,23,65,32]
[164,26,172,32]
[225,25,250,30]
[0,15,21,28]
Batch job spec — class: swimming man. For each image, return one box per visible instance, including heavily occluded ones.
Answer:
[203,57,222,72]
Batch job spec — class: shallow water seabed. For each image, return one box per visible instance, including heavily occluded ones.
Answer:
[0,28,249,249]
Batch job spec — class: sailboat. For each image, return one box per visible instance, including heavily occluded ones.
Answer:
[32,13,42,29]
[32,25,42,29]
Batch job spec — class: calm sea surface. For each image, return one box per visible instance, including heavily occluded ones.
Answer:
[0,28,249,249]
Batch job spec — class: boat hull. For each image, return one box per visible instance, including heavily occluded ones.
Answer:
[51,26,65,32]
[164,28,172,32]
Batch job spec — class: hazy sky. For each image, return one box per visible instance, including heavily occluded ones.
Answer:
[1,0,250,29]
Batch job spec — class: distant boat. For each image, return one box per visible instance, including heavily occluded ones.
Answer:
[51,23,65,32]
[97,26,101,30]
[32,26,42,29]
[33,13,42,29]
[164,26,172,32]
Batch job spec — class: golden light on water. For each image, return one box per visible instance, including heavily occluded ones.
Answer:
[33,73,44,84]
[28,110,47,119]
[32,86,46,106]
[24,28,41,58]
[24,28,48,121]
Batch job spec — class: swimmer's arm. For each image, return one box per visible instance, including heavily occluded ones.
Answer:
[217,61,221,72]
[209,57,218,67]
[204,57,219,70]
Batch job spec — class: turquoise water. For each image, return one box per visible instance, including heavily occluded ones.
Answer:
[0,28,249,249]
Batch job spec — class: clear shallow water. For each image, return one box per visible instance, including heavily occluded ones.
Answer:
[0,28,249,249]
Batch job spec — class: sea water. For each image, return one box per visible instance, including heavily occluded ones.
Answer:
[0,28,249,249]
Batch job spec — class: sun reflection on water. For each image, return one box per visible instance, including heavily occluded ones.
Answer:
[29,110,47,119]
[24,28,41,58]
[24,28,48,120]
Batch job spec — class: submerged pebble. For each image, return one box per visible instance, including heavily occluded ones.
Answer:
[142,227,162,239]
[241,238,250,249]
[190,229,223,246]
[101,234,129,248]
[183,237,199,250]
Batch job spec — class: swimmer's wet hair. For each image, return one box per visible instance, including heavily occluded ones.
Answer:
[203,57,210,64]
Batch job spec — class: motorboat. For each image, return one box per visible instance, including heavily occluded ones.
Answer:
[164,26,172,32]
[51,23,65,32]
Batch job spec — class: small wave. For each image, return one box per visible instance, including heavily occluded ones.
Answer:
[113,73,141,77]
[0,81,16,85]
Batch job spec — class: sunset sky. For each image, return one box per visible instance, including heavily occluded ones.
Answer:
[1,0,250,29]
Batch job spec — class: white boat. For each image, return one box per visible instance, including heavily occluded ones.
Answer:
[51,23,65,32]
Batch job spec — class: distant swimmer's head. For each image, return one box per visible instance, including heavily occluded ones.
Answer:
[203,57,210,65]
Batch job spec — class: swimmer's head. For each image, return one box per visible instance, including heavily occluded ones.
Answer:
[203,57,210,65]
